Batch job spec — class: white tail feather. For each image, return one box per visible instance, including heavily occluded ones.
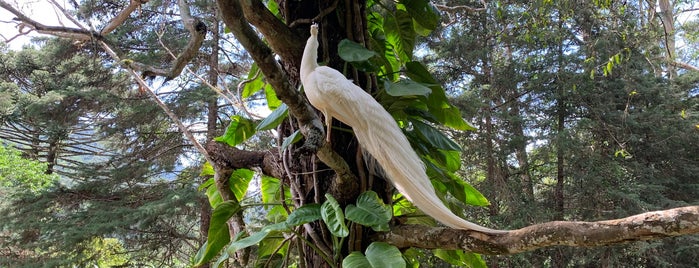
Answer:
[301,24,505,234]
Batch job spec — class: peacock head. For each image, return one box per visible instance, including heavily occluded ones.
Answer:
[310,23,318,36]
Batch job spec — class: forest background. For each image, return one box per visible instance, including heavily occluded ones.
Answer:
[1,0,698,267]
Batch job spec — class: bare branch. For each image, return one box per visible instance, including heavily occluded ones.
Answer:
[379,206,699,254]
[672,61,699,73]
[100,0,149,35]
[434,1,487,13]
[130,1,207,81]
[0,0,97,41]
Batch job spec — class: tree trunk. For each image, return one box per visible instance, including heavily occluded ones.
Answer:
[658,0,675,78]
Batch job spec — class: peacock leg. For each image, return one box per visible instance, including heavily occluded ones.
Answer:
[323,111,332,143]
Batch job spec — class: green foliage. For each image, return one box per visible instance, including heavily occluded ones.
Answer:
[321,194,349,238]
[0,145,57,192]
[338,39,378,62]
[342,242,406,268]
[193,201,242,266]
[434,249,486,268]
[345,191,392,232]
[215,115,258,147]
[257,103,288,131]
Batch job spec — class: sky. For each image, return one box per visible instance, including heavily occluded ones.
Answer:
[0,0,78,50]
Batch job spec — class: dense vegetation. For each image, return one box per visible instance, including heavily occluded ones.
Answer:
[1,0,698,267]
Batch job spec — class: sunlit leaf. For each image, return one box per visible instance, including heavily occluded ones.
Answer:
[193,201,241,266]
[215,116,257,147]
[257,103,288,131]
[226,222,289,254]
[385,10,416,62]
[264,84,282,109]
[242,63,264,98]
[434,249,486,268]
[230,168,254,201]
[400,0,440,31]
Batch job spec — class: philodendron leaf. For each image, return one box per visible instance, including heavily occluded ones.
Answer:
[321,194,349,237]
[345,191,392,232]
[192,201,241,266]
[257,103,288,131]
[338,39,377,62]
[342,252,372,268]
[385,79,432,97]
[366,242,406,268]
[215,115,257,147]
[342,242,405,268]
[226,222,289,254]
[286,203,322,226]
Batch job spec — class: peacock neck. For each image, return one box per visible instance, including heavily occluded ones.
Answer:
[300,36,319,83]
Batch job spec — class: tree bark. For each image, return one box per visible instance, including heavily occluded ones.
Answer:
[378,206,699,254]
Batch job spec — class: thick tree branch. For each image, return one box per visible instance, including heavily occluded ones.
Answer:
[131,0,207,80]
[378,206,699,254]
[671,61,699,73]
[216,0,358,192]
[237,0,304,67]
[101,0,149,35]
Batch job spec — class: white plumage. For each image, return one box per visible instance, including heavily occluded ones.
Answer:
[301,24,504,234]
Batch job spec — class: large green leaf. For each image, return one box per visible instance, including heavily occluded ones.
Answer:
[338,39,377,62]
[226,222,289,254]
[410,119,461,151]
[400,0,440,31]
[286,203,322,226]
[321,194,349,238]
[192,201,241,266]
[205,181,223,207]
[261,176,290,222]
[242,63,264,98]
[342,242,405,268]
[256,103,288,131]
[366,242,406,268]
[434,249,487,268]
[345,191,392,232]
[385,10,416,62]
[425,161,490,207]
[367,12,400,80]
[199,161,215,177]
[214,115,257,147]
[229,168,254,201]
[264,84,282,109]
[405,62,476,131]
[342,252,372,268]
[385,79,432,97]
[281,130,302,151]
